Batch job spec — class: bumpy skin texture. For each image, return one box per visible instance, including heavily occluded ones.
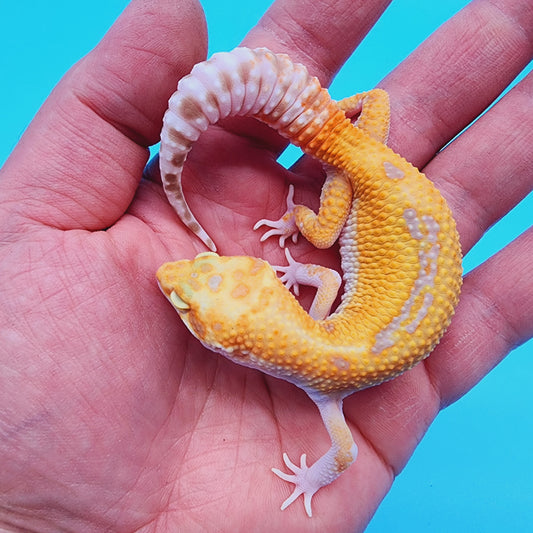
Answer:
[157,47,462,517]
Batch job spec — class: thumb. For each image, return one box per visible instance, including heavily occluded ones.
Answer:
[0,0,207,233]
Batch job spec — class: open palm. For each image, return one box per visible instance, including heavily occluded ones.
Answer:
[1,0,532,531]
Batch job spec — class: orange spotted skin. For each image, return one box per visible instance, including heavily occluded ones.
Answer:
[157,105,462,395]
[156,47,462,516]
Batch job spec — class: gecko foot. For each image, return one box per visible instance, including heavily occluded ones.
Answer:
[253,184,299,248]
[271,248,304,295]
[272,452,320,517]
[272,247,342,320]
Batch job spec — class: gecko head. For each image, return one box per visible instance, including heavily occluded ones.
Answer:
[156,252,279,350]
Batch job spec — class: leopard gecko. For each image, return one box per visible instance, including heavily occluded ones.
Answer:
[156,47,462,517]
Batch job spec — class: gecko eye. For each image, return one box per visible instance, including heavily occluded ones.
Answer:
[195,251,219,259]
[170,291,190,311]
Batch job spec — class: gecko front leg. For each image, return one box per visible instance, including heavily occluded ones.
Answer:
[272,392,357,517]
[272,248,341,320]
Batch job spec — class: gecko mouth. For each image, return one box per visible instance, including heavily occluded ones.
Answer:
[170,290,190,311]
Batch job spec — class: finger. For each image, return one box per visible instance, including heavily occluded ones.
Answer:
[0,0,207,232]
[427,226,533,406]
[219,0,391,154]
[426,72,533,254]
[244,0,390,84]
[382,0,533,167]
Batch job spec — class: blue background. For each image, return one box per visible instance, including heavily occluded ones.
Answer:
[2,1,531,530]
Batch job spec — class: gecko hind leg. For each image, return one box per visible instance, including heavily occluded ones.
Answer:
[336,88,390,144]
[254,167,352,250]
[254,184,299,248]
[255,89,389,251]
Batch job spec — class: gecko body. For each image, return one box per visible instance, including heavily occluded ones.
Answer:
[157,47,462,517]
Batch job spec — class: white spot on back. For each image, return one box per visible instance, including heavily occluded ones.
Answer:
[332,357,350,371]
[403,208,424,240]
[208,274,223,292]
[383,161,405,180]
[372,212,440,353]
[405,293,434,333]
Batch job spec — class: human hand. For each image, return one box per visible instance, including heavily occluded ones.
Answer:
[1,1,532,532]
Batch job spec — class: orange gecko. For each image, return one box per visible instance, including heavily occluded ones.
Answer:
[156,47,462,517]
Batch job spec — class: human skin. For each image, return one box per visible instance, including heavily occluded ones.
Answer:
[0,0,532,531]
